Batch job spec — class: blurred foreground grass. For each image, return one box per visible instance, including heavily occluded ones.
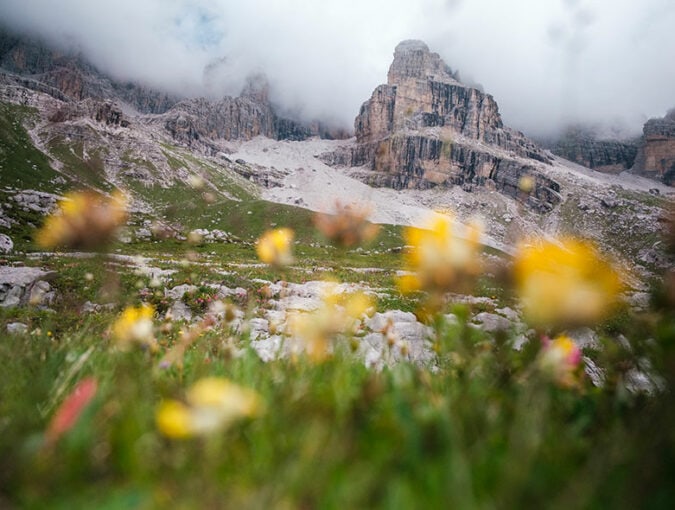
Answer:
[1,263,674,509]
[1,193,674,509]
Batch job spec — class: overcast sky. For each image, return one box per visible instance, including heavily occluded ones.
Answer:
[1,0,674,136]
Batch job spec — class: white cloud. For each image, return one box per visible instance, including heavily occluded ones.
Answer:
[1,0,673,135]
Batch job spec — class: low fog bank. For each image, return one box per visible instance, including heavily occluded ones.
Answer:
[1,0,673,138]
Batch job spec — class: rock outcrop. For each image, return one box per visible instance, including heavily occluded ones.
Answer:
[0,266,56,308]
[632,109,675,185]
[547,125,639,173]
[324,40,560,211]
[48,98,130,127]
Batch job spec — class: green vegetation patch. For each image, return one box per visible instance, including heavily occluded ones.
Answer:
[0,102,70,191]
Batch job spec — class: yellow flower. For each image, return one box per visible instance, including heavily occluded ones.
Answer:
[398,213,482,295]
[518,175,535,193]
[36,190,128,250]
[111,304,156,351]
[155,400,193,439]
[255,228,294,267]
[538,335,583,388]
[288,285,374,362]
[514,238,622,328]
[155,377,263,439]
[314,201,380,248]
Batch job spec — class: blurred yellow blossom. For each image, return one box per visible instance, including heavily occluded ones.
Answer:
[314,201,380,248]
[514,239,622,328]
[398,213,482,296]
[256,228,294,267]
[156,377,263,439]
[518,175,535,193]
[288,284,374,362]
[112,304,157,351]
[155,400,192,439]
[538,335,583,388]
[36,190,128,250]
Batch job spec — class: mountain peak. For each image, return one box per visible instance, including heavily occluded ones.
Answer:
[388,39,460,86]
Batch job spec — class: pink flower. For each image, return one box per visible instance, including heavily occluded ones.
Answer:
[45,377,98,445]
[538,336,583,388]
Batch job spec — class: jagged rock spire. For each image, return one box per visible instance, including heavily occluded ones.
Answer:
[387,40,460,85]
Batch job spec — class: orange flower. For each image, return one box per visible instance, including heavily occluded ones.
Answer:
[36,190,128,250]
[314,201,380,248]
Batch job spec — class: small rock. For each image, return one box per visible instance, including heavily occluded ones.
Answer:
[567,327,600,350]
[472,312,511,332]
[29,280,55,306]
[165,284,198,301]
[583,356,605,387]
[168,301,192,322]
[135,227,152,240]
[0,234,13,254]
[7,322,28,335]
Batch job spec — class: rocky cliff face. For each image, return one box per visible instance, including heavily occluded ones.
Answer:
[326,40,558,211]
[546,126,639,174]
[0,30,179,114]
[155,75,324,145]
[633,109,675,185]
[0,28,342,144]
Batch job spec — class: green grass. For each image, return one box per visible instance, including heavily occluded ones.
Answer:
[46,136,112,191]
[1,207,674,508]
[0,274,673,508]
[0,102,71,192]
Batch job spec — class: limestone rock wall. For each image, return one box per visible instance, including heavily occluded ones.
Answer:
[548,126,639,174]
[332,40,559,209]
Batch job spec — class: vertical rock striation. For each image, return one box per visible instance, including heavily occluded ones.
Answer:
[326,40,559,211]
[546,125,639,174]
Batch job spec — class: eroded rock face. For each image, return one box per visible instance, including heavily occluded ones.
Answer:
[633,109,675,185]
[547,126,639,174]
[48,98,130,127]
[158,75,325,144]
[327,40,559,210]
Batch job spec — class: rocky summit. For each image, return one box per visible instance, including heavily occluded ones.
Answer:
[324,40,560,212]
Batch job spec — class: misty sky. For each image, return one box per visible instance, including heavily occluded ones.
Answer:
[1,0,674,136]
